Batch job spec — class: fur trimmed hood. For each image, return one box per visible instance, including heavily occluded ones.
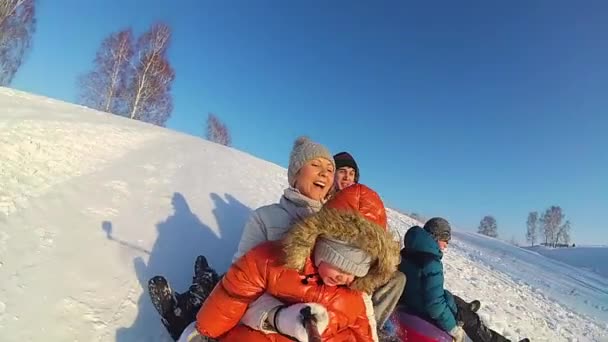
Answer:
[281,185,400,294]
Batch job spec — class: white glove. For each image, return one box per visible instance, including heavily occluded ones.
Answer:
[273,303,329,342]
[242,293,285,332]
[449,325,466,342]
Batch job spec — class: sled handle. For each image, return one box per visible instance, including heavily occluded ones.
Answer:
[300,306,323,342]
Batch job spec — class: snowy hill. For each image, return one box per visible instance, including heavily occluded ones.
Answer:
[525,245,608,279]
[448,233,608,339]
[1,87,607,341]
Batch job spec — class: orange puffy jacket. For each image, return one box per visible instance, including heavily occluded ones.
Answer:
[196,184,401,342]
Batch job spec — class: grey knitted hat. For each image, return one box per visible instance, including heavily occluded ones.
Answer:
[314,236,372,278]
[288,136,335,187]
[423,217,452,242]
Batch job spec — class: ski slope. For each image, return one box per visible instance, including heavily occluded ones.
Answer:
[1,87,606,341]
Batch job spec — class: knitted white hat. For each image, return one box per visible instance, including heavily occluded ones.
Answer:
[288,136,334,187]
[314,236,372,277]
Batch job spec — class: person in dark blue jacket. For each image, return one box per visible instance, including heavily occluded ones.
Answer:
[398,217,529,342]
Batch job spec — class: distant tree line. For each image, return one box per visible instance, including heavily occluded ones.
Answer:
[476,206,573,248]
[526,206,572,247]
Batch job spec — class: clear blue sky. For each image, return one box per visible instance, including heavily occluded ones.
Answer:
[12,0,608,244]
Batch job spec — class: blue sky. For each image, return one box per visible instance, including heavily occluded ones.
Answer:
[12,1,608,244]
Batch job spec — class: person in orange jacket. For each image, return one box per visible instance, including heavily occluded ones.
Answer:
[194,184,401,342]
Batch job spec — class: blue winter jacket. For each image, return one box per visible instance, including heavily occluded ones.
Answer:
[397,226,458,332]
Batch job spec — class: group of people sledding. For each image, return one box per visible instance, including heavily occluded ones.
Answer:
[147,136,530,342]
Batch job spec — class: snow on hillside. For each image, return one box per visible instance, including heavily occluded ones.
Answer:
[525,245,608,279]
[446,232,608,340]
[1,87,607,341]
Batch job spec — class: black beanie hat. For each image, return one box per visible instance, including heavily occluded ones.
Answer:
[423,217,452,242]
[333,152,360,183]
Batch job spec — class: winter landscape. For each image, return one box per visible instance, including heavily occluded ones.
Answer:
[1,87,607,341]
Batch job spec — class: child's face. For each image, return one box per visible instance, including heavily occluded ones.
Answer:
[317,261,355,286]
[438,240,449,251]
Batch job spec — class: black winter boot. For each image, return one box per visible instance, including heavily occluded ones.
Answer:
[148,256,221,341]
[188,255,220,308]
[194,255,212,279]
[171,256,221,331]
[148,276,185,340]
[148,276,177,318]
[469,300,481,313]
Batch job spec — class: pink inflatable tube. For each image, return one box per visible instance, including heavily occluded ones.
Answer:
[387,309,454,342]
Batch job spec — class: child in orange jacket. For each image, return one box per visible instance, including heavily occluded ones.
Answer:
[194,184,401,342]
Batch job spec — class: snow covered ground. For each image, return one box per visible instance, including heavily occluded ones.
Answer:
[445,232,608,341]
[525,245,608,279]
[1,87,607,341]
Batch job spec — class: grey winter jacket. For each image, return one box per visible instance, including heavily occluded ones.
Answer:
[235,188,324,332]
[232,187,323,262]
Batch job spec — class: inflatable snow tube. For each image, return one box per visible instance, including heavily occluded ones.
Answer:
[386,309,454,342]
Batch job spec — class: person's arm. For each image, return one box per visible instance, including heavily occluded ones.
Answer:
[349,292,380,342]
[232,208,286,333]
[232,210,268,263]
[196,246,268,338]
[421,260,457,332]
[444,289,458,316]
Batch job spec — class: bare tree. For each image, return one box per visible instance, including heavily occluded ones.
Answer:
[123,22,175,126]
[556,220,571,246]
[206,113,231,146]
[78,29,134,113]
[540,206,565,247]
[526,211,538,246]
[0,0,36,85]
[478,215,498,238]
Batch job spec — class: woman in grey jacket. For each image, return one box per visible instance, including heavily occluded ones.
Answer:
[232,136,336,261]
[150,136,336,340]
[234,136,338,336]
